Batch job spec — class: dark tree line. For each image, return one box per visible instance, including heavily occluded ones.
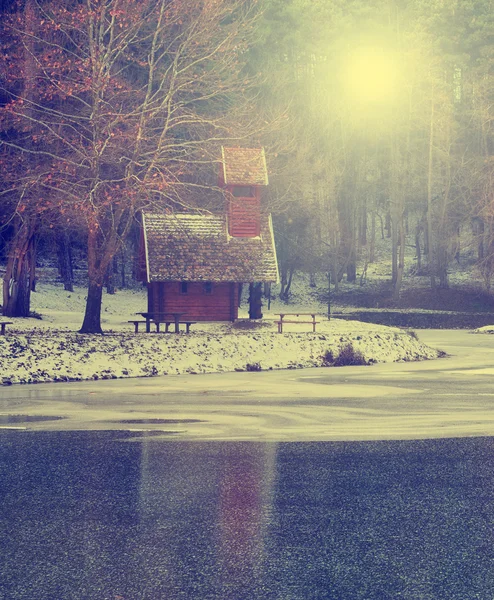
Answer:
[259,0,494,299]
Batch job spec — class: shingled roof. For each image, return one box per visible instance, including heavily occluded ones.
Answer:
[221,147,268,186]
[142,212,279,283]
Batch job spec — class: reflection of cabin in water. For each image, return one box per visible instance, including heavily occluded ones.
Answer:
[137,147,278,321]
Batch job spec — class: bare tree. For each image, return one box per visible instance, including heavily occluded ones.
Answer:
[1,0,264,331]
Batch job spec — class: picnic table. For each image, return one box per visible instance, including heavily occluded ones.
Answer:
[130,312,195,334]
[276,313,319,333]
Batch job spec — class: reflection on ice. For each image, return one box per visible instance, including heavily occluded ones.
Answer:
[2,432,494,599]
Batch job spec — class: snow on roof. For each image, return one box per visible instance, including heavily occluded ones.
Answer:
[221,147,268,186]
[141,212,279,283]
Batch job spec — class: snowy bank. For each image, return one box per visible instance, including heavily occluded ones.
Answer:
[472,325,494,335]
[0,323,439,385]
[0,281,440,385]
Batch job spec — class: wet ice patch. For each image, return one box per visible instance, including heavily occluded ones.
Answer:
[0,415,66,424]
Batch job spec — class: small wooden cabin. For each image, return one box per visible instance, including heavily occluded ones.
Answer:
[137,147,279,322]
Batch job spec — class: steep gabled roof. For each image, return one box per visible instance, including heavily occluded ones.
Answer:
[141,212,279,283]
[221,147,268,186]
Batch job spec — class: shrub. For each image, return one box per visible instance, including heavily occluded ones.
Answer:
[246,362,262,371]
[333,343,369,367]
[321,350,335,366]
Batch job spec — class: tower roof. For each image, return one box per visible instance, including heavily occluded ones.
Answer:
[221,147,268,186]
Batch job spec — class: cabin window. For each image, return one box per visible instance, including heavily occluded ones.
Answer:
[203,282,213,295]
[232,186,255,197]
[179,282,188,295]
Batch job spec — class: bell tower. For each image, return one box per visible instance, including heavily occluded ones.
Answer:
[219,147,268,238]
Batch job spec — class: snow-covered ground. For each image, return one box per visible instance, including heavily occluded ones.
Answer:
[0,280,442,385]
[473,326,494,334]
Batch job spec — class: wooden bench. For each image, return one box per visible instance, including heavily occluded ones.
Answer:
[276,313,319,333]
[128,320,148,333]
[129,319,196,333]
[0,321,13,335]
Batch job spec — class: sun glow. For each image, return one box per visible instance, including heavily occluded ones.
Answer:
[342,46,400,105]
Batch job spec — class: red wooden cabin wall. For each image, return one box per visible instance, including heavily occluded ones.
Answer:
[228,196,261,237]
[148,282,240,321]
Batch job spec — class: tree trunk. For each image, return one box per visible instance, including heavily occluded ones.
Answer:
[385,211,391,238]
[285,268,294,297]
[391,216,398,284]
[369,212,376,263]
[415,224,422,272]
[359,200,367,246]
[389,121,405,289]
[120,248,126,288]
[2,221,36,317]
[248,282,263,319]
[56,230,74,292]
[279,266,288,300]
[3,254,33,317]
[79,225,113,333]
[393,219,405,300]
[360,260,368,287]
[79,281,104,334]
[475,218,485,260]
[29,238,37,292]
[427,81,436,289]
[379,213,385,240]
[338,147,358,284]
[453,226,460,264]
[437,246,449,288]
[436,116,453,290]
[327,271,331,318]
[330,254,339,293]
[346,257,356,283]
[105,259,116,295]
[15,257,32,316]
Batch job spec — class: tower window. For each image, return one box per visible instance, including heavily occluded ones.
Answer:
[180,282,188,294]
[203,282,213,295]
[232,186,255,197]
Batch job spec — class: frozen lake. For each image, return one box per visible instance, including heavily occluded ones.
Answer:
[2,432,494,599]
[2,330,494,598]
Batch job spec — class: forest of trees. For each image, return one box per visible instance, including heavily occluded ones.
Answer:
[0,0,493,331]
[261,0,494,300]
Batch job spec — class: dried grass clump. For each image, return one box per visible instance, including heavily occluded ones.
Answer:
[322,343,369,367]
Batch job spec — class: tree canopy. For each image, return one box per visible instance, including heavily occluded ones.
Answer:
[1,0,266,330]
